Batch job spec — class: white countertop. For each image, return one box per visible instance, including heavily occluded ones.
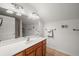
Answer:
[0,36,46,56]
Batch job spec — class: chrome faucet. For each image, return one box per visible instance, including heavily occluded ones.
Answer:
[27,36,30,41]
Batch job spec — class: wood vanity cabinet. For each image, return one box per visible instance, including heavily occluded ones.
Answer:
[15,39,46,56]
[33,41,43,56]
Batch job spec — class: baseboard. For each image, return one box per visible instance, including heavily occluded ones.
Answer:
[46,47,70,56]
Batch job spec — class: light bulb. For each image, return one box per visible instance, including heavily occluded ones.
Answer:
[16,13,22,16]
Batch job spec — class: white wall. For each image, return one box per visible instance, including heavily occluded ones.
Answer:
[29,3,79,23]
[44,20,79,56]
[0,15,15,41]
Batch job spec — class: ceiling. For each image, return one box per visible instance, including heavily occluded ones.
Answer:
[19,3,79,24]
[0,3,79,24]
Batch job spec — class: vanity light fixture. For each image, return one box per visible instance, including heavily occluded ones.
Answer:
[6,9,22,16]
[6,3,24,16]
[6,10,14,14]
[28,12,40,20]
[32,12,40,19]
[16,13,22,16]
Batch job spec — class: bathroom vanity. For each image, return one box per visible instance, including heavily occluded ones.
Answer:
[14,39,46,56]
[0,37,46,56]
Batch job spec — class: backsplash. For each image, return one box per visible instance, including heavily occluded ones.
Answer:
[23,20,44,37]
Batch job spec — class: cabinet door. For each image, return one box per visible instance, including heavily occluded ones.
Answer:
[43,40,46,56]
[35,46,43,56]
[43,44,46,56]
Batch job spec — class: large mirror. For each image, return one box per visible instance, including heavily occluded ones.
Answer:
[0,3,44,42]
[0,7,23,41]
[0,15,15,41]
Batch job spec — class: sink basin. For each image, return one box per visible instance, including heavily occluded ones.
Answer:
[0,36,43,47]
[24,36,42,42]
[0,37,25,47]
